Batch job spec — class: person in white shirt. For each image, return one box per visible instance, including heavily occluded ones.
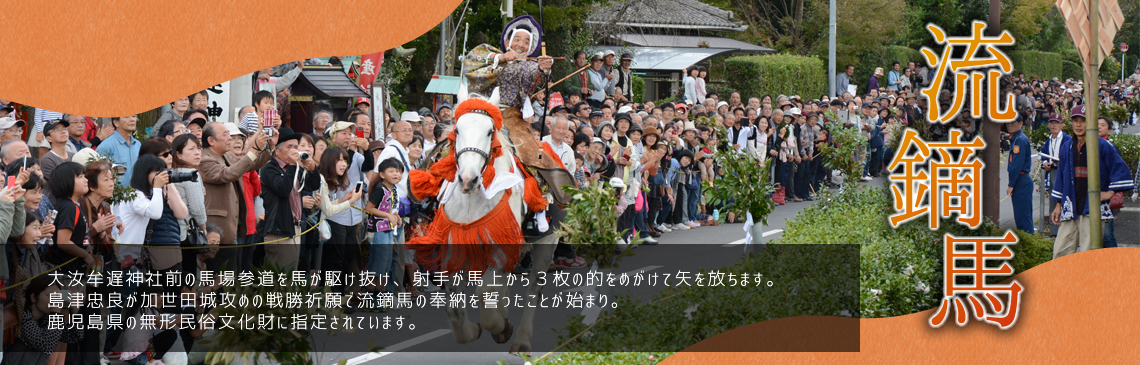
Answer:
[375,118,414,201]
[541,116,575,172]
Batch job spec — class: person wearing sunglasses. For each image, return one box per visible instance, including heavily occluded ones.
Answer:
[140,138,173,168]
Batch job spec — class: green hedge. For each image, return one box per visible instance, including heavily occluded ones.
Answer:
[632,74,645,103]
[1108,133,1140,177]
[1062,60,1083,81]
[724,54,827,100]
[1059,48,1081,65]
[848,46,926,96]
[778,187,1054,317]
[1009,51,1062,80]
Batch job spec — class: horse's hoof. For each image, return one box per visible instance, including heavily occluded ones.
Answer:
[508,342,531,356]
[491,318,514,344]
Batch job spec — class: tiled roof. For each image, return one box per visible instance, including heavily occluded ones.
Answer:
[587,0,747,32]
[614,33,773,53]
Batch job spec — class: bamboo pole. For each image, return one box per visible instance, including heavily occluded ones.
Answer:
[1086,0,1103,247]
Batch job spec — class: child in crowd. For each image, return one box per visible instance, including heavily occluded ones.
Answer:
[364,158,404,312]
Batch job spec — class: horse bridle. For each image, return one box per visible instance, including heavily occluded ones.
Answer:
[454,109,496,180]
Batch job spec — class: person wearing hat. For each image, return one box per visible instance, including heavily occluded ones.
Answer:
[463,15,553,109]
[259,126,321,269]
[589,110,606,129]
[586,52,613,109]
[199,122,274,271]
[183,109,209,140]
[585,137,616,182]
[869,67,884,93]
[436,102,453,124]
[1005,114,1034,234]
[1050,105,1135,258]
[39,119,72,178]
[368,140,385,156]
[675,103,689,120]
[355,97,371,114]
[603,50,616,74]
[0,117,25,144]
[615,53,635,102]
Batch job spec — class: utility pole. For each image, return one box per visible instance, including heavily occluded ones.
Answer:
[438,16,450,76]
[828,0,836,98]
[982,0,1001,226]
[503,0,513,28]
[1086,0,1103,247]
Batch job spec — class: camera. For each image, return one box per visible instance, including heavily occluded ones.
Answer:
[299,151,310,160]
[165,169,199,183]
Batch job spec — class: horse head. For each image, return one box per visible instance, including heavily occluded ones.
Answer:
[453,90,502,194]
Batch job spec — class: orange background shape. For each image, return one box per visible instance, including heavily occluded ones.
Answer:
[666,248,1140,363]
[0,0,461,117]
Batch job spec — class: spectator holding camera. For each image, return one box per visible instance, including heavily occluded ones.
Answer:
[199,122,272,271]
[171,134,207,268]
[259,127,320,269]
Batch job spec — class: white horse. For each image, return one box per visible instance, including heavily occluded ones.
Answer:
[442,87,558,355]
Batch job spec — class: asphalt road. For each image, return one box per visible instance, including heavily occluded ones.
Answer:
[310,195,818,365]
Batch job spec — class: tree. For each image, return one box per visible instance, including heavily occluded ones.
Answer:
[1001,0,1059,45]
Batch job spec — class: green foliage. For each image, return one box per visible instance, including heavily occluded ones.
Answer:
[632,74,645,103]
[777,187,1053,317]
[818,116,866,182]
[723,55,827,102]
[703,125,776,223]
[556,243,859,352]
[1099,55,1123,82]
[1020,9,1074,52]
[1008,51,1062,80]
[1062,60,1083,81]
[1100,103,1129,127]
[1059,48,1081,66]
[558,182,638,269]
[884,46,926,67]
[200,263,367,365]
[1108,133,1140,177]
[378,55,412,112]
[985,230,1055,285]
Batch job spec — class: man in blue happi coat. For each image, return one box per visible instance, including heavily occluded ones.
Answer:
[1049,105,1135,258]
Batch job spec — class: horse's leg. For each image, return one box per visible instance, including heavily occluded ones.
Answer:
[479,267,514,343]
[510,234,557,355]
[446,271,482,344]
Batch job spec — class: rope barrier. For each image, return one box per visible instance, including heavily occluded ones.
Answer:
[110,217,327,250]
[0,258,79,291]
[0,218,328,291]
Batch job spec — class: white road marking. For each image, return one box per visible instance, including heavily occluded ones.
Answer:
[721,229,784,247]
[561,265,664,293]
[345,329,453,364]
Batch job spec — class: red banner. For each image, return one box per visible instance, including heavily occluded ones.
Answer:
[358,51,385,92]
